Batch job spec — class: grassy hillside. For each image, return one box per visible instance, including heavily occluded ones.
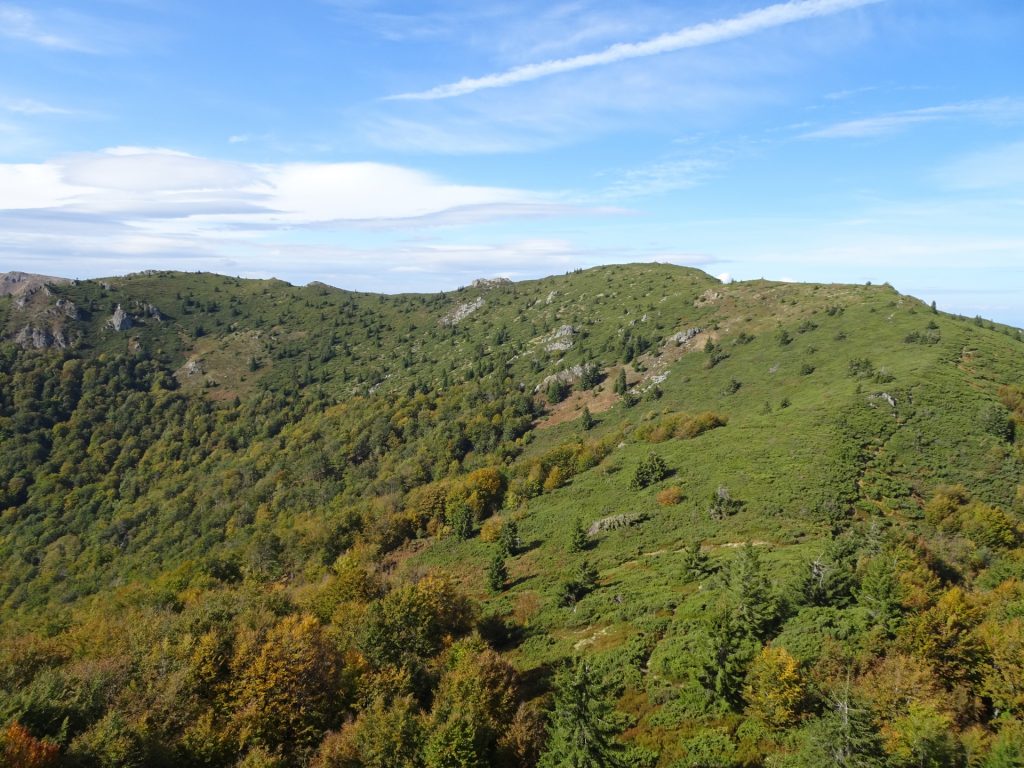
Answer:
[2,264,1024,767]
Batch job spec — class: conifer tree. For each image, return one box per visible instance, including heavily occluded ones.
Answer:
[728,543,777,641]
[613,368,627,396]
[580,407,595,431]
[569,519,588,553]
[682,540,711,580]
[488,553,508,593]
[498,519,521,557]
[540,658,623,768]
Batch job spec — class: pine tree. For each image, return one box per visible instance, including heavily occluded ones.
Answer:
[539,658,623,768]
[857,556,903,631]
[696,610,755,710]
[728,543,777,641]
[569,519,588,553]
[487,553,508,593]
[613,368,627,396]
[498,519,521,556]
[682,540,711,580]
[803,686,885,767]
[580,407,595,431]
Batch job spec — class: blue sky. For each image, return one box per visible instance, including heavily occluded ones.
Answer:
[1,0,1023,324]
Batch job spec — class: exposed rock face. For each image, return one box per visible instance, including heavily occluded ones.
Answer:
[534,364,586,394]
[182,358,204,377]
[471,277,511,289]
[671,327,703,345]
[441,297,484,326]
[14,325,68,350]
[545,324,577,352]
[144,303,166,322]
[107,305,134,331]
[694,289,721,306]
[55,298,80,320]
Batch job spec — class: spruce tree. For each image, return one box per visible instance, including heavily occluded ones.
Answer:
[487,553,508,593]
[682,540,711,580]
[498,519,521,556]
[569,519,589,553]
[613,368,627,396]
[580,407,595,431]
[728,543,777,641]
[540,658,623,768]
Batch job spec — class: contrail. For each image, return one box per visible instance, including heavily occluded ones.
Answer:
[389,0,884,101]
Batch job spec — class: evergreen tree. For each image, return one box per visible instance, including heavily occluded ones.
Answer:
[802,687,884,768]
[613,368,627,396]
[695,610,755,710]
[728,543,777,641]
[580,407,595,431]
[540,658,623,768]
[681,540,711,580]
[857,556,903,631]
[569,519,589,553]
[487,553,508,593]
[498,519,521,556]
[797,537,857,608]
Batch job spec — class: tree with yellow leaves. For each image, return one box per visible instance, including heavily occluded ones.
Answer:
[744,646,805,728]
[232,614,348,753]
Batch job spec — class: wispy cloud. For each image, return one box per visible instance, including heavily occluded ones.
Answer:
[0,4,91,51]
[388,0,884,101]
[801,98,1024,139]
[2,98,75,115]
[603,158,718,198]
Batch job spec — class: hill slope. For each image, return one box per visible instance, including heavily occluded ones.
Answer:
[2,264,1024,767]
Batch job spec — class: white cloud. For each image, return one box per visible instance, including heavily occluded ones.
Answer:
[801,99,1024,139]
[2,98,75,115]
[0,146,638,284]
[389,0,884,100]
[0,4,90,51]
[717,272,733,283]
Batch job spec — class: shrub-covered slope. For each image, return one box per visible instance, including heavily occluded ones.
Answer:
[2,263,1024,767]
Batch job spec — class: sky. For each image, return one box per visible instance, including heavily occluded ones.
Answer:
[1,0,1023,325]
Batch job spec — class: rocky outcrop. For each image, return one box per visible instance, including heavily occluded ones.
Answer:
[182,358,204,377]
[144,303,166,322]
[694,289,721,306]
[107,305,134,331]
[441,297,484,326]
[55,298,80,320]
[534,364,586,394]
[671,327,703,345]
[545,325,577,352]
[471,277,511,289]
[14,325,68,350]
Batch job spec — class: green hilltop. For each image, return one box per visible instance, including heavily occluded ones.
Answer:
[2,263,1024,767]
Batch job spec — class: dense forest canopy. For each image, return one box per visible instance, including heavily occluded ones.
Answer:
[2,263,1024,767]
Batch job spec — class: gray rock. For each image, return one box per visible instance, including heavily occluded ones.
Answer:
[671,327,703,345]
[441,296,484,326]
[545,324,577,352]
[55,298,80,320]
[14,325,68,350]
[107,305,134,331]
[471,277,511,289]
